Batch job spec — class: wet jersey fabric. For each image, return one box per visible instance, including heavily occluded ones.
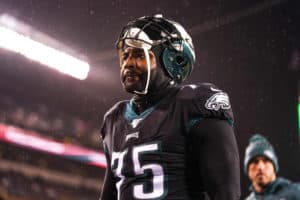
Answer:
[101,83,233,200]
[245,178,300,200]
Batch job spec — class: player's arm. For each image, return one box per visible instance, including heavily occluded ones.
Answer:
[189,118,241,200]
[99,145,117,200]
[100,166,117,200]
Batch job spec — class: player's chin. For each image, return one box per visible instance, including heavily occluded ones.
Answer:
[122,81,144,93]
[122,82,138,93]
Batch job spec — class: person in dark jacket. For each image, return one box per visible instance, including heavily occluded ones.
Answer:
[244,134,300,200]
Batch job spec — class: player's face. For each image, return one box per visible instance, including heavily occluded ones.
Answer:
[248,156,276,191]
[119,47,157,93]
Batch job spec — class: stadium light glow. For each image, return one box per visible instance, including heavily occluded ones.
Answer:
[0,14,89,80]
[0,124,107,168]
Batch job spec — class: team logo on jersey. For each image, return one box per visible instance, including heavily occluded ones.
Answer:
[125,131,139,141]
[205,92,231,111]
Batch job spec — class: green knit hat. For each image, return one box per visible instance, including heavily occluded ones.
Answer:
[244,134,279,174]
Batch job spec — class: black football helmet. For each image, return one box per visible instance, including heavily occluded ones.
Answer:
[116,14,195,93]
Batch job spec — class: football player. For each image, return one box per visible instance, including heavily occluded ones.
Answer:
[100,14,240,200]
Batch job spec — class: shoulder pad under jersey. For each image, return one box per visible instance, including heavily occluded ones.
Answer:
[100,100,128,139]
[177,83,234,123]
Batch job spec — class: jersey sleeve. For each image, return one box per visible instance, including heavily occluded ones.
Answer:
[188,119,241,199]
[99,101,128,200]
[99,143,118,200]
[100,100,127,155]
[178,83,234,131]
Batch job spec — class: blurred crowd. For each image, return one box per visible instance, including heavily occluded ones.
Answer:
[0,93,102,149]
[0,142,104,179]
[0,168,99,200]
[0,92,105,200]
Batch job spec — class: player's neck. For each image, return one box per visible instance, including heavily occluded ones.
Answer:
[132,81,174,115]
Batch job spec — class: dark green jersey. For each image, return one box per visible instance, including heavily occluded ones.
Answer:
[101,83,234,200]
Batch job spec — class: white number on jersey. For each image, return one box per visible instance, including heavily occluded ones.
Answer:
[111,143,165,199]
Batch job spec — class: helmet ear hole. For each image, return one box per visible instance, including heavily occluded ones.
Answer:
[176,55,185,65]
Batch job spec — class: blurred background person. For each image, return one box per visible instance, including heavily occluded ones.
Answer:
[244,134,300,200]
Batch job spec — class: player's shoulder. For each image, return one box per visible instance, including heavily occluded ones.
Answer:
[101,100,128,139]
[177,82,231,106]
[103,100,128,121]
[178,82,220,96]
[176,82,233,123]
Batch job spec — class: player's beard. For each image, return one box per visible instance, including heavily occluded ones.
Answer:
[121,69,147,94]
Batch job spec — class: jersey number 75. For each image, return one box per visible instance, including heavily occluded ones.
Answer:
[111,143,166,200]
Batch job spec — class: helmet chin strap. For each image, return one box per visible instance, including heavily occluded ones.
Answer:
[133,47,151,95]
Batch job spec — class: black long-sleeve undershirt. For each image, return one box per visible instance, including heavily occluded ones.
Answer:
[99,162,117,200]
[99,145,117,200]
[188,119,241,200]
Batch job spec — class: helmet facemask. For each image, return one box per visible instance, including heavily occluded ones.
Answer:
[118,30,153,95]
